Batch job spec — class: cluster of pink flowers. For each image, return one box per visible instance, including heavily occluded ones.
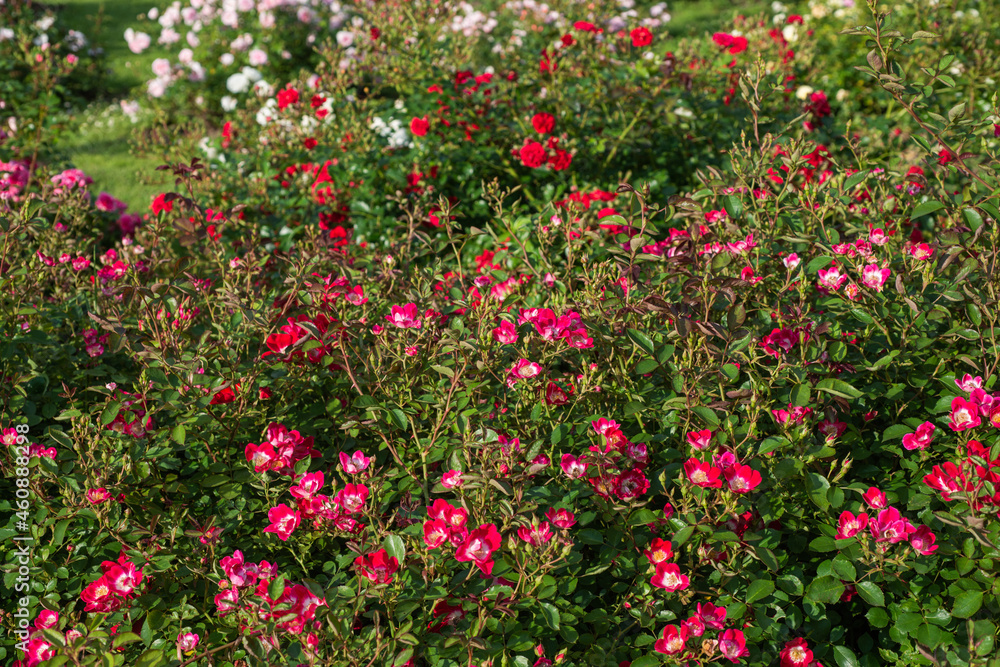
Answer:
[772,403,813,426]
[947,374,1000,431]
[836,486,938,555]
[683,430,762,494]
[263,313,337,364]
[216,550,327,636]
[0,160,31,203]
[96,259,132,295]
[423,499,505,574]
[654,600,750,664]
[925,439,1000,518]
[50,168,93,196]
[263,469,371,541]
[244,422,321,477]
[355,548,399,584]
[12,610,62,667]
[81,328,109,358]
[566,418,652,503]
[80,550,145,613]
[760,326,810,359]
[105,390,153,438]
[95,191,127,213]
[517,307,593,348]
[1,428,55,460]
[308,273,368,307]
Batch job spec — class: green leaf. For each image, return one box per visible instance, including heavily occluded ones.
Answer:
[673,525,695,547]
[629,656,661,667]
[113,633,143,649]
[856,581,885,607]
[268,575,286,601]
[882,424,912,441]
[431,364,454,378]
[963,208,984,231]
[723,194,743,219]
[809,536,837,552]
[867,607,889,627]
[627,329,655,355]
[953,589,983,618]
[47,428,72,448]
[967,303,982,326]
[134,649,166,667]
[746,578,775,603]
[851,308,874,325]
[55,408,82,421]
[629,509,658,526]
[791,383,811,408]
[806,255,834,273]
[911,200,946,220]
[388,408,409,431]
[692,406,720,428]
[832,556,856,581]
[539,602,560,630]
[815,379,864,399]
[895,612,923,633]
[721,364,739,381]
[844,170,869,190]
[384,535,406,564]
[807,473,832,511]
[170,424,186,445]
[833,645,861,667]
[635,358,659,375]
[806,575,844,604]
[777,574,804,596]
[100,401,122,426]
[51,519,70,547]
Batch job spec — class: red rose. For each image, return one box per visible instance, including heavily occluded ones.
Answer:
[410,116,430,137]
[630,27,653,48]
[519,141,547,168]
[531,112,555,135]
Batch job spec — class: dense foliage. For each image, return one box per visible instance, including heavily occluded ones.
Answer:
[3,0,1000,666]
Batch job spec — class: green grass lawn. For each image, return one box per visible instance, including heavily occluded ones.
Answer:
[47,0,772,211]
[57,0,158,95]
[48,0,167,210]
[666,0,773,37]
[54,106,169,211]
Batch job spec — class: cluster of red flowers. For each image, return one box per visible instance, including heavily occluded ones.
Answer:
[516,137,572,171]
[262,313,339,364]
[355,548,399,584]
[711,32,749,55]
[924,376,1000,519]
[803,90,831,131]
[517,307,593,348]
[216,550,327,636]
[836,486,939,555]
[683,430,762,494]
[946,374,1000,432]
[760,326,810,359]
[244,422,321,477]
[653,601,750,663]
[80,550,144,613]
[104,390,153,439]
[12,610,61,667]
[423,501,503,574]
[577,418,652,502]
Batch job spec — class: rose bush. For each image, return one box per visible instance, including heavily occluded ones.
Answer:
[3,0,1000,666]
